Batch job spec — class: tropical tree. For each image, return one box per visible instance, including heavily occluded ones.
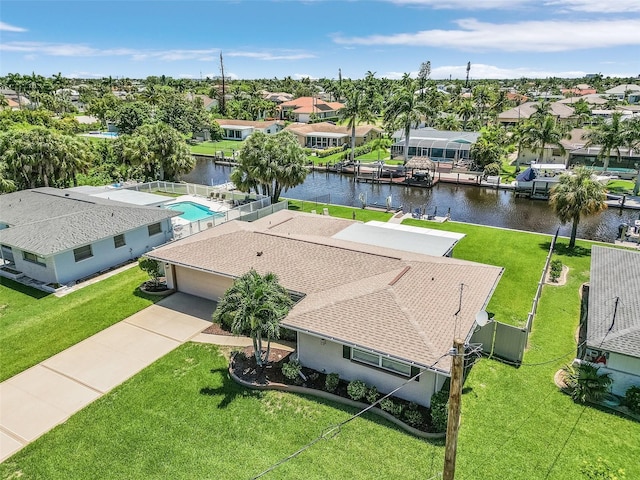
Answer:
[457,98,475,131]
[212,269,293,366]
[562,362,612,404]
[549,167,606,249]
[116,122,194,181]
[621,116,640,195]
[383,79,429,164]
[582,112,626,172]
[520,115,570,164]
[231,130,307,203]
[113,101,152,135]
[340,86,376,162]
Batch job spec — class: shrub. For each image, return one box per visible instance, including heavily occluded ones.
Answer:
[347,380,368,401]
[281,359,302,382]
[366,386,379,404]
[380,398,403,417]
[563,362,612,403]
[138,257,162,286]
[483,162,501,177]
[430,389,449,432]
[624,385,640,414]
[233,350,247,362]
[315,146,344,158]
[325,373,339,393]
[403,406,424,428]
[550,259,563,282]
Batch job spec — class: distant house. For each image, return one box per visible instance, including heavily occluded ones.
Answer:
[215,119,284,141]
[390,128,480,162]
[578,246,640,396]
[262,91,294,104]
[604,84,640,104]
[278,97,344,123]
[561,85,597,96]
[186,93,218,111]
[497,101,575,126]
[284,122,382,149]
[146,210,503,408]
[557,94,608,106]
[0,188,178,286]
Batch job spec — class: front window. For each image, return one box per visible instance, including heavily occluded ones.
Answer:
[148,223,162,236]
[73,245,93,262]
[113,234,126,248]
[351,347,415,378]
[23,251,46,266]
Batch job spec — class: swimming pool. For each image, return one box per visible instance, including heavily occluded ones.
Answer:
[165,201,224,222]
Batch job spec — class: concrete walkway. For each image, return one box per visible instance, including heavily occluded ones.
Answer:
[0,293,214,462]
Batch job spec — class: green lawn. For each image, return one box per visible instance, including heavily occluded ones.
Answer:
[0,267,159,382]
[288,199,393,222]
[606,179,635,195]
[190,140,245,156]
[3,217,638,479]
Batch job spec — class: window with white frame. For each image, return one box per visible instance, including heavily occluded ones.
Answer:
[347,346,417,380]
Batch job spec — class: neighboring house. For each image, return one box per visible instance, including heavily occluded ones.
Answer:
[497,101,575,126]
[74,115,100,125]
[561,85,597,96]
[185,93,218,111]
[284,122,382,149]
[557,94,608,106]
[390,128,480,162]
[578,246,640,396]
[517,128,587,165]
[604,84,640,104]
[262,91,294,104]
[0,188,178,286]
[147,210,503,407]
[1,98,20,110]
[215,119,285,141]
[65,185,173,208]
[278,97,344,123]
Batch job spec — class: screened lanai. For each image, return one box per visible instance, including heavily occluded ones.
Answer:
[391,128,480,162]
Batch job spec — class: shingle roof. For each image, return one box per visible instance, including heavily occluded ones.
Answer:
[284,122,381,137]
[215,119,283,129]
[0,188,178,256]
[497,101,575,120]
[587,246,640,358]
[147,210,503,373]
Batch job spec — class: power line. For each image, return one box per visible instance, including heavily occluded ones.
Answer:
[250,354,449,480]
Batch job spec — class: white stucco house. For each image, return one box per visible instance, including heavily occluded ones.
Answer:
[146,210,503,407]
[216,119,284,141]
[578,246,640,396]
[0,188,178,286]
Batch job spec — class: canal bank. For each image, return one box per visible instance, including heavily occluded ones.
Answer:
[182,159,640,243]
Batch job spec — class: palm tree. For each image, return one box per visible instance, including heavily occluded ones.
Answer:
[340,86,376,162]
[457,99,475,131]
[562,363,612,404]
[383,79,429,164]
[520,115,570,164]
[621,117,640,195]
[212,269,293,366]
[582,112,625,172]
[549,167,606,249]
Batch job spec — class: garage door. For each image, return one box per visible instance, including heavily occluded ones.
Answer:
[174,266,234,301]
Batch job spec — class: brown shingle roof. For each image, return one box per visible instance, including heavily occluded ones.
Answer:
[284,121,381,137]
[148,210,503,372]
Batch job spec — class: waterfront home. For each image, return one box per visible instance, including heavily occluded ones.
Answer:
[390,128,479,162]
[284,122,382,149]
[578,246,640,396]
[146,210,502,407]
[216,119,284,141]
[277,97,344,123]
[0,188,177,287]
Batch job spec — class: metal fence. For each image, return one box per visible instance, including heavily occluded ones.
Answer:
[237,200,289,222]
[122,180,238,197]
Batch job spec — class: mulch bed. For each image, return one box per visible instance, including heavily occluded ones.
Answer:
[202,322,234,336]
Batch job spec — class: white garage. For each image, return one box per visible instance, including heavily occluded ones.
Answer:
[173,266,234,301]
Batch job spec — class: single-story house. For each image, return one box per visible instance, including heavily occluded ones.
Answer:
[497,101,575,126]
[216,119,285,141]
[278,97,344,123]
[391,128,480,162]
[578,246,640,396]
[0,188,178,286]
[284,122,382,149]
[65,185,173,208]
[262,91,294,104]
[557,94,608,106]
[604,84,640,104]
[146,210,503,407]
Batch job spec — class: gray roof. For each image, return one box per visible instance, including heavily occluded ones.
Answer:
[605,84,640,94]
[0,188,178,256]
[332,221,464,257]
[393,128,480,144]
[587,246,640,358]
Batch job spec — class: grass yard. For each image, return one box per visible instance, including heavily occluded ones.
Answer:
[0,343,445,480]
[190,140,245,157]
[606,179,636,195]
[0,267,159,382]
[288,199,393,222]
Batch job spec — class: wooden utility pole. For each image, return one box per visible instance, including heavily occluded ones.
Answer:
[443,338,465,480]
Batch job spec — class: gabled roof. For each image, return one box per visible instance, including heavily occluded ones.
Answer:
[587,246,640,358]
[0,188,178,256]
[557,94,608,105]
[279,96,344,114]
[605,84,640,95]
[147,210,503,373]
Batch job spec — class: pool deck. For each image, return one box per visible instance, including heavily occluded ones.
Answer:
[165,195,231,226]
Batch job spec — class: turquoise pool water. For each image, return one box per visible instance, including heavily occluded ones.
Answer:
[166,201,223,222]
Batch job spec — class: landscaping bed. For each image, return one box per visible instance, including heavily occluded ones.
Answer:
[230,347,442,436]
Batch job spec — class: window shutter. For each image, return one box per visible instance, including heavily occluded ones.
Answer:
[342,345,351,359]
[410,366,420,382]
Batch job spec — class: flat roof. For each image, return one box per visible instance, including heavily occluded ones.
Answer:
[91,189,172,206]
[332,221,465,257]
[306,132,349,138]
[531,163,566,170]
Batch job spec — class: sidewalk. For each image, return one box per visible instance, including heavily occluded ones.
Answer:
[0,293,271,463]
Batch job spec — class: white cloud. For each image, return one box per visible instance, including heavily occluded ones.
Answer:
[333,18,640,52]
[387,0,528,9]
[544,0,640,13]
[226,51,315,61]
[0,21,27,32]
[67,71,107,79]
[293,73,317,80]
[386,0,640,12]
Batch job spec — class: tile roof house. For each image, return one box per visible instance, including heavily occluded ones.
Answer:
[215,119,284,141]
[578,246,640,396]
[278,97,345,123]
[147,210,503,407]
[0,188,178,286]
[284,122,382,149]
[497,101,575,126]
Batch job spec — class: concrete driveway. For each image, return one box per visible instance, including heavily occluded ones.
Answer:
[0,293,214,462]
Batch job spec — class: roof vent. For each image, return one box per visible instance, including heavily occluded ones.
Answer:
[256,251,263,256]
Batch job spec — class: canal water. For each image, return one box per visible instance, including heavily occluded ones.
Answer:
[182,160,639,243]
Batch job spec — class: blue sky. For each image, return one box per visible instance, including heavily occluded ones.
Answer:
[1,0,639,80]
